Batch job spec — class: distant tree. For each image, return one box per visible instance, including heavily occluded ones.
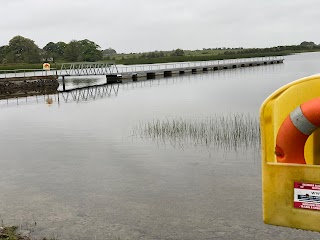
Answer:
[43,41,67,61]
[43,42,57,61]
[138,50,166,59]
[80,39,103,62]
[156,51,165,57]
[64,40,83,61]
[64,39,102,62]
[55,42,67,56]
[171,48,185,57]
[5,35,40,63]
[43,42,57,53]
[0,45,8,63]
[103,47,117,55]
[300,41,316,47]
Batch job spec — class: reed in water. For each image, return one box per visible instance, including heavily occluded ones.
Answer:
[134,113,260,152]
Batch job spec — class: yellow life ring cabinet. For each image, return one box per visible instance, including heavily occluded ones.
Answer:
[260,74,320,232]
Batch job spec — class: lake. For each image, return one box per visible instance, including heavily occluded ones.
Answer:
[0,52,320,239]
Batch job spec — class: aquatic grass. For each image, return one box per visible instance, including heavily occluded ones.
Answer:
[0,218,60,240]
[134,113,260,152]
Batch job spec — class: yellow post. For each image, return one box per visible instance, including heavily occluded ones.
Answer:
[43,63,50,71]
[260,74,320,231]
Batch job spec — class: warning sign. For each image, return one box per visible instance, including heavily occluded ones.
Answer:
[294,182,320,211]
[43,63,50,71]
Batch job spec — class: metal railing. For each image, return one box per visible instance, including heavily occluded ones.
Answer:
[116,56,283,75]
[0,56,283,79]
[60,62,118,76]
[0,69,57,79]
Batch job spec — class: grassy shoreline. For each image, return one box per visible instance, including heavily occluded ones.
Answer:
[116,49,319,65]
[116,51,288,65]
[0,63,62,71]
[0,49,318,70]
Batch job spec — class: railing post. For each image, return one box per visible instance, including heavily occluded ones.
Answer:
[62,76,66,91]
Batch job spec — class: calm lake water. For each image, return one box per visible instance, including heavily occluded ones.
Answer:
[1,52,320,239]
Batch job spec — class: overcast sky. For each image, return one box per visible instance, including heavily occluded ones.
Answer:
[1,0,319,53]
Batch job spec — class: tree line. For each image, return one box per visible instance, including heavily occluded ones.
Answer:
[221,41,320,55]
[0,36,117,64]
[1,36,319,65]
[139,48,185,59]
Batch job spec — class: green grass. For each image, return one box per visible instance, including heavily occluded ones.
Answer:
[0,226,24,240]
[115,51,293,65]
[0,63,63,71]
[112,48,320,65]
[0,63,43,71]
[0,225,60,240]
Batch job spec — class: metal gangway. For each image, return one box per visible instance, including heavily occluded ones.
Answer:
[0,56,284,80]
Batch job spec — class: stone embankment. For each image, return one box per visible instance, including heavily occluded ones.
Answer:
[0,76,59,95]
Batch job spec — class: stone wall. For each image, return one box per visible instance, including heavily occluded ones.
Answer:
[0,79,59,95]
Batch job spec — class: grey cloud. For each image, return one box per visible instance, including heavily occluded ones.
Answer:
[1,0,320,52]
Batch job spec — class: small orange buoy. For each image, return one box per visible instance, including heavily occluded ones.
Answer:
[46,97,53,105]
[275,97,320,164]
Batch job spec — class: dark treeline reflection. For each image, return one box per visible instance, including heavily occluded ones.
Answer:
[134,113,261,154]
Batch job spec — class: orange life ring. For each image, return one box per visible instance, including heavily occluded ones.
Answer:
[275,97,320,164]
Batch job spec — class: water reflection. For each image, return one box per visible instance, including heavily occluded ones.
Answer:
[60,84,119,103]
[57,76,103,91]
[122,63,283,89]
[122,75,190,90]
[2,54,320,240]
[0,83,120,107]
[0,62,284,109]
[63,77,100,86]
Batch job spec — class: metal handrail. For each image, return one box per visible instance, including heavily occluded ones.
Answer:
[0,57,283,78]
[0,69,57,78]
